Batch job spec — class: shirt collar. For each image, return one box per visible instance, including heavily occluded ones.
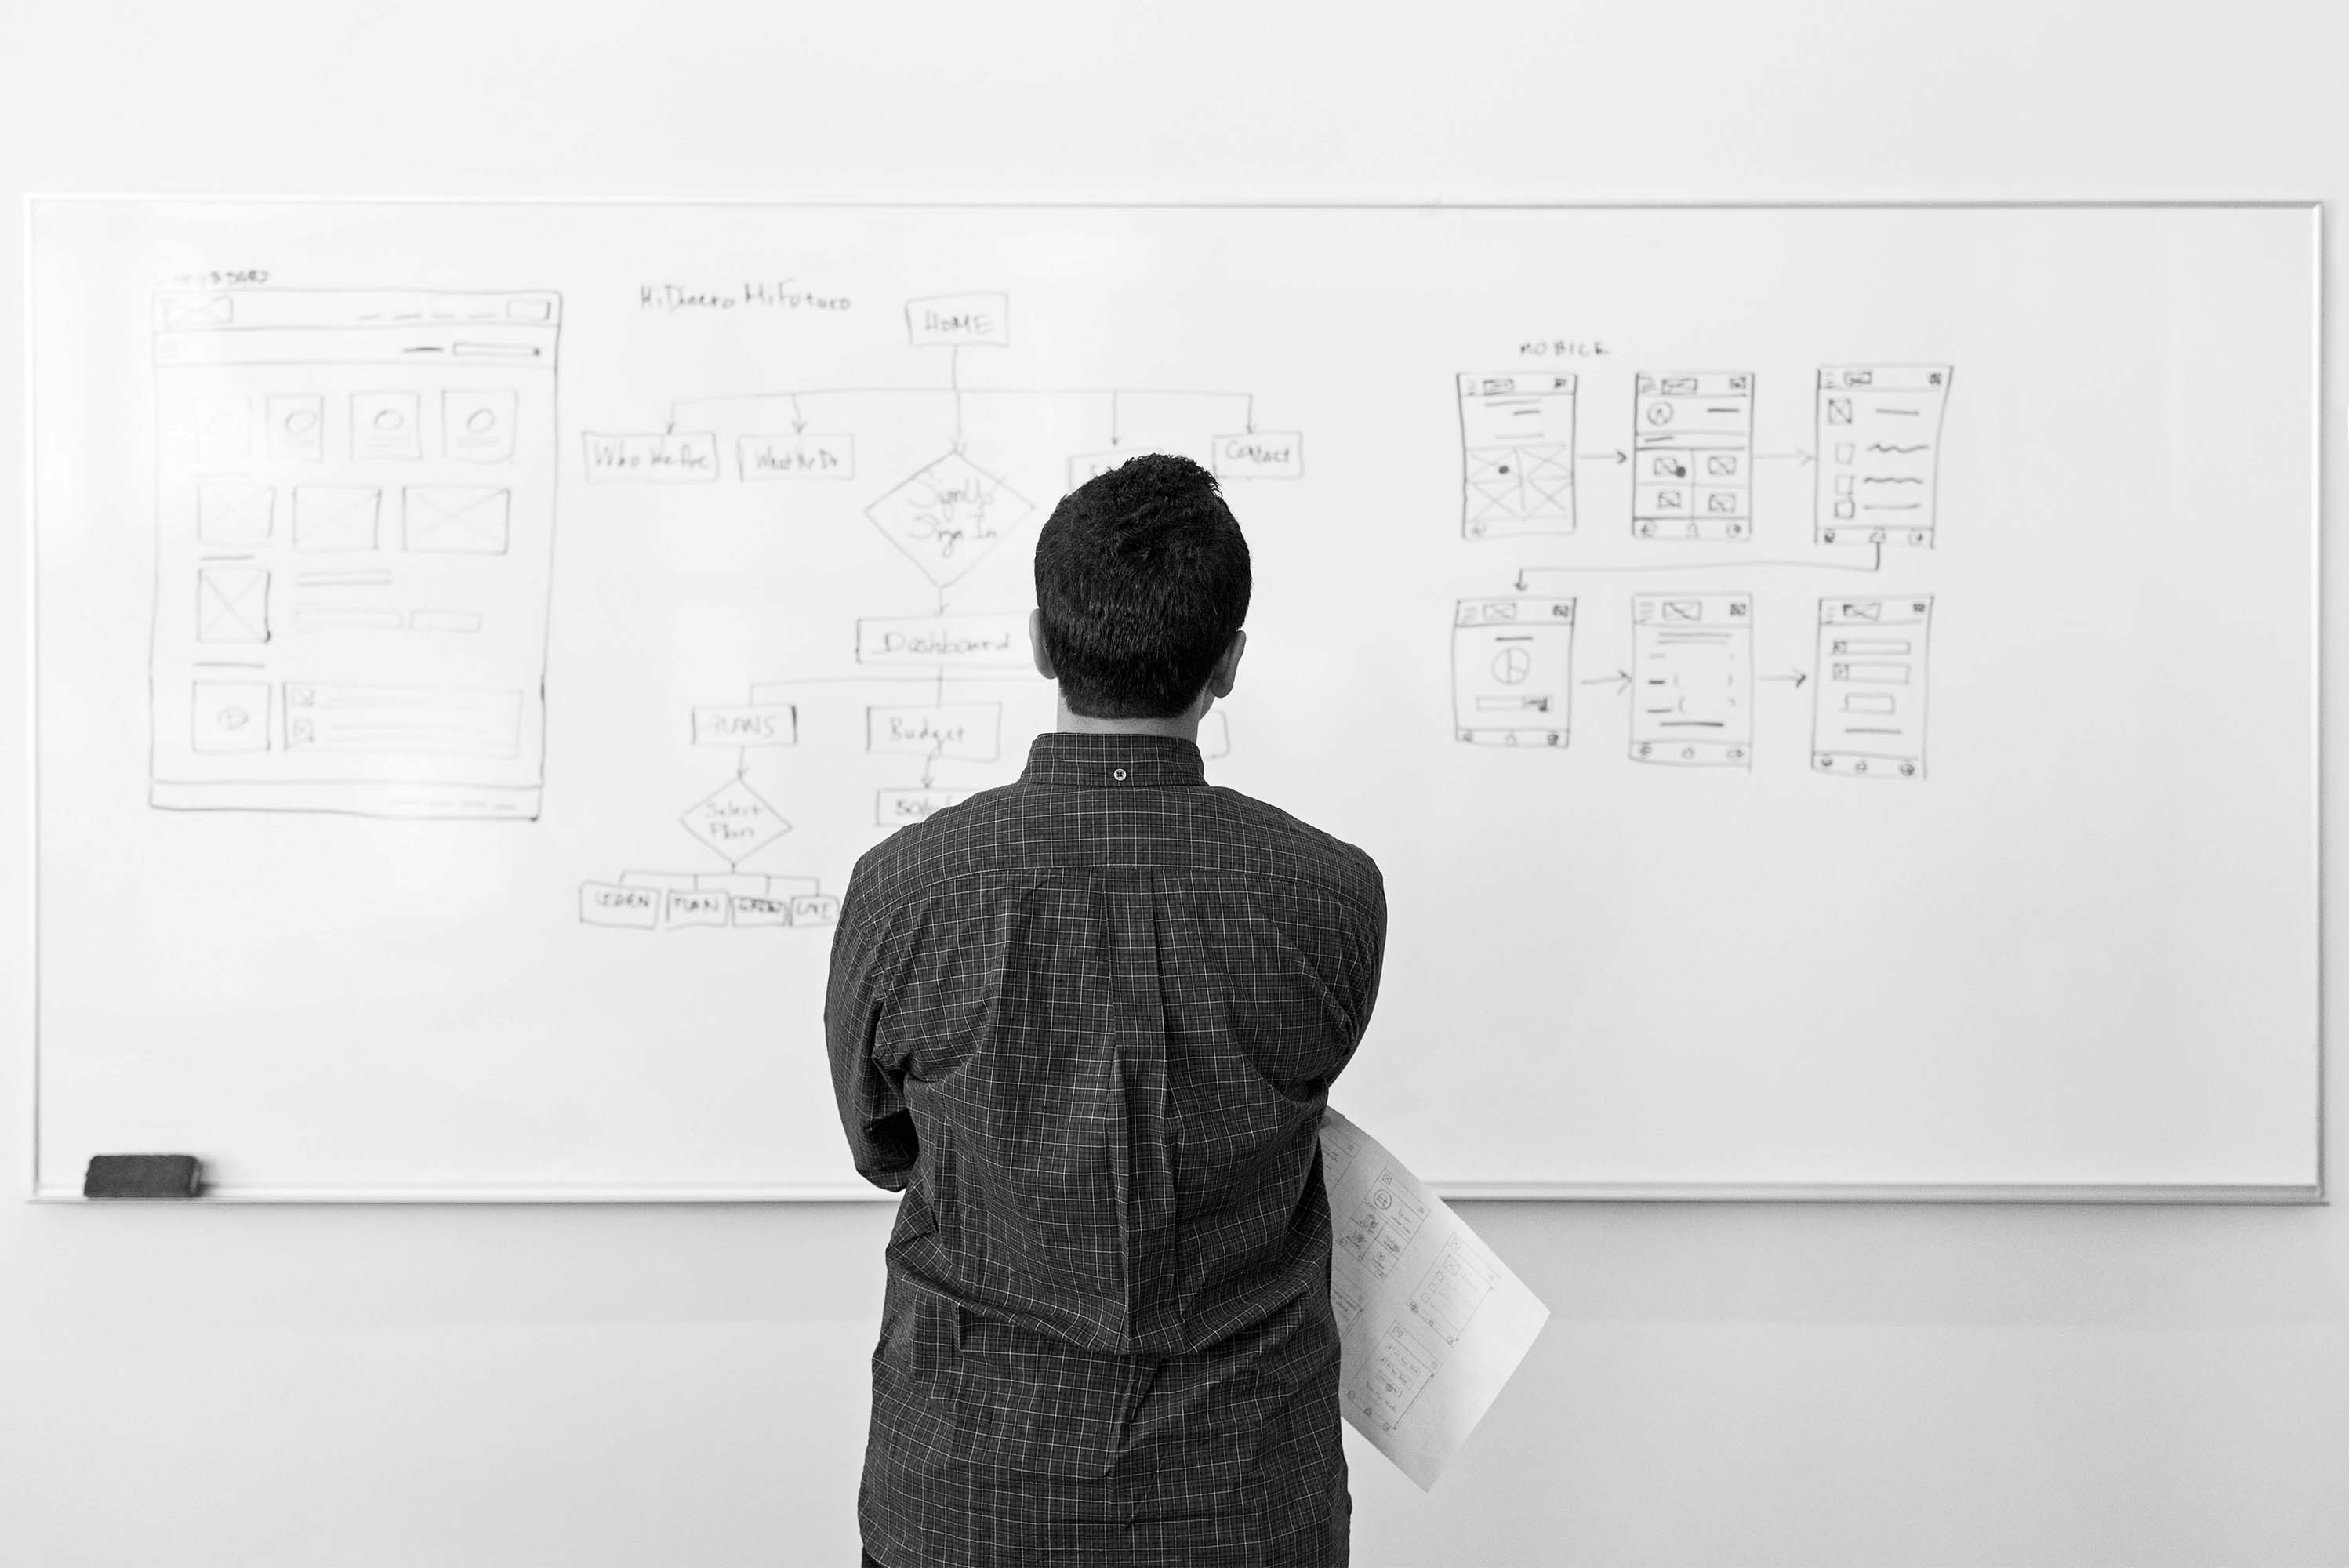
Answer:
[1020,731,1208,789]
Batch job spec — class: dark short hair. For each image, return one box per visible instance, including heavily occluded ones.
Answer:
[1033,454,1251,719]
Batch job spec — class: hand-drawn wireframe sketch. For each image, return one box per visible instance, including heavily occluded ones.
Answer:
[738,432,854,480]
[1348,1319,1443,1434]
[1458,373,1577,538]
[266,394,325,461]
[1633,372,1754,540]
[905,292,1009,347]
[866,702,1001,761]
[876,789,972,826]
[1815,365,1952,546]
[864,450,1034,587]
[750,672,1044,825]
[292,485,382,552]
[191,681,271,753]
[1407,1236,1498,1346]
[351,391,422,459]
[580,677,837,932]
[1631,593,1754,768]
[1812,596,1933,779]
[401,486,510,554]
[1321,1112,1367,1187]
[196,480,275,546]
[579,872,837,933]
[691,703,797,748]
[195,567,270,644]
[148,288,561,818]
[1453,597,1576,747]
[678,775,792,866]
[855,613,1033,669]
[195,394,252,464]
[1210,430,1304,479]
[1336,1164,1433,1281]
[583,430,720,482]
[568,289,1286,891]
[444,389,519,463]
[1330,1272,1368,1334]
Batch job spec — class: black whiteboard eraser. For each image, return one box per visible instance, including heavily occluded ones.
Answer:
[82,1155,203,1200]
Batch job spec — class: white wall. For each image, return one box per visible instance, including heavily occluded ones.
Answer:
[4,2,2344,1563]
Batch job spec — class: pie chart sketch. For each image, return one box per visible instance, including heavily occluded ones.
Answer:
[1490,646,1534,684]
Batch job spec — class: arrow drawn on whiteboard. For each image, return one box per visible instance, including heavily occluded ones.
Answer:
[790,393,808,435]
[1578,668,1632,695]
[1577,448,1629,465]
[950,347,964,452]
[1754,448,1815,466]
[1759,670,1810,689]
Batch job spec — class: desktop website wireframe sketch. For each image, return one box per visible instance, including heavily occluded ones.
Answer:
[148,289,561,818]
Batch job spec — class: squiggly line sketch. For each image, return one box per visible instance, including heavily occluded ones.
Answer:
[1817,365,1952,549]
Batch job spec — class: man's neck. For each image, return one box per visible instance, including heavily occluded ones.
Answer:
[1055,695,1206,744]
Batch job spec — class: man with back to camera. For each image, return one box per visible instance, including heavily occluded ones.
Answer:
[826,454,1387,1566]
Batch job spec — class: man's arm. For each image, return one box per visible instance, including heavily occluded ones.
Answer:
[1345,862,1389,1058]
[822,873,918,1191]
[1350,861,1389,1043]
[1318,854,1390,1095]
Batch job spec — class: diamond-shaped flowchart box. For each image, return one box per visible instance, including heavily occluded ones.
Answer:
[864,450,1033,587]
[679,777,790,865]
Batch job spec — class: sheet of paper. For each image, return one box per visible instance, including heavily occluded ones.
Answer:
[1320,1107,1551,1490]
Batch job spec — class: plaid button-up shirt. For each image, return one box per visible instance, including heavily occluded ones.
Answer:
[826,731,1387,1567]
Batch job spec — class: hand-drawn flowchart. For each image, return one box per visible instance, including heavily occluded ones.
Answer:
[1451,365,1950,779]
[575,292,1285,932]
[140,280,1944,926]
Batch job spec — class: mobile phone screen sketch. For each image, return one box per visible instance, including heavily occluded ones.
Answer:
[1458,373,1577,539]
[1348,1319,1443,1434]
[151,289,561,818]
[1813,597,1933,779]
[1631,593,1753,767]
[1335,1165,1432,1281]
[1407,1236,1498,1346]
[1817,365,1951,547]
[1453,598,1576,747]
[1632,372,1753,540]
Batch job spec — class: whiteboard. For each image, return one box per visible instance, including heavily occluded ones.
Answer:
[24,200,2320,1200]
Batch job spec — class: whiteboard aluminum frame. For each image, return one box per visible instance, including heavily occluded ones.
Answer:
[16,195,2327,1205]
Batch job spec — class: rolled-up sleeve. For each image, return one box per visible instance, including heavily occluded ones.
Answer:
[823,875,918,1191]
